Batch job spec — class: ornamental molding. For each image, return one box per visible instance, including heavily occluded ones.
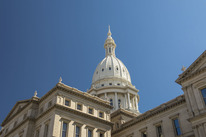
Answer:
[91,77,133,87]
[55,104,113,126]
[188,111,206,123]
[88,84,138,93]
[111,108,138,118]
[35,104,113,126]
[38,83,112,109]
[1,99,38,127]
[176,50,206,85]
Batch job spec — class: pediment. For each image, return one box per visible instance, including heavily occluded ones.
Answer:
[9,101,29,118]
[1,99,30,126]
[176,50,206,85]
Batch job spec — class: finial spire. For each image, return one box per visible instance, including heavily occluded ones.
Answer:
[34,90,37,97]
[181,65,186,72]
[107,25,112,37]
[59,77,62,83]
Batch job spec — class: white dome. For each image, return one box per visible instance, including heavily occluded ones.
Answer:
[92,56,131,84]
[91,26,132,88]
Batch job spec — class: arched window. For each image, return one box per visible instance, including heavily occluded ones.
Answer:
[118,99,121,108]
[110,99,113,106]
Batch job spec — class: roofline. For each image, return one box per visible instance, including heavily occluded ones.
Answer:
[176,50,206,85]
[112,94,186,135]
[1,99,38,126]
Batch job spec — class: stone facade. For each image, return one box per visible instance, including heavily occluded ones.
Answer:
[1,28,206,137]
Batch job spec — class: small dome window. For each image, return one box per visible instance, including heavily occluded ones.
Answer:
[96,71,98,74]
[101,84,104,87]
[116,67,118,71]
[117,83,120,86]
[102,68,104,72]
[109,67,111,70]
[109,83,112,85]
[109,47,111,53]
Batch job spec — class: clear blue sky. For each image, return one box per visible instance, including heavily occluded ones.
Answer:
[0,0,206,125]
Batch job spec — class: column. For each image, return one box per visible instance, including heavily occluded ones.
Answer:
[199,125,206,137]
[193,126,199,137]
[133,97,135,109]
[187,86,199,115]
[135,96,139,111]
[115,92,118,110]
[127,92,131,109]
[124,94,127,108]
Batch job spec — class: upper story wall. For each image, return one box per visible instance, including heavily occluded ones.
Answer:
[112,95,193,137]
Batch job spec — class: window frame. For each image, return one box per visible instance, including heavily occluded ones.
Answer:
[44,124,49,137]
[110,98,113,106]
[200,88,206,105]
[65,99,71,107]
[153,121,163,137]
[73,122,83,137]
[85,126,94,137]
[77,103,83,111]
[139,127,147,137]
[88,107,94,115]
[99,111,104,118]
[170,114,182,136]
[43,119,50,137]
[48,101,52,108]
[97,129,105,137]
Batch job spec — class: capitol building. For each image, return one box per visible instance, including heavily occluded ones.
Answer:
[1,27,206,137]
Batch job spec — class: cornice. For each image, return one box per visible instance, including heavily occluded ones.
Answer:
[88,84,139,93]
[176,50,206,85]
[36,104,113,126]
[91,77,133,86]
[111,108,138,118]
[112,95,186,135]
[56,104,113,126]
[1,99,38,126]
[188,111,206,123]
[176,67,206,85]
[56,83,113,109]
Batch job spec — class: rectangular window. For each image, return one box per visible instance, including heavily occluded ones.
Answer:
[88,129,92,137]
[65,100,70,106]
[44,124,49,137]
[99,112,104,118]
[40,107,43,114]
[173,118,181,136]
[76,126,81,137]
[156,125,162,137]
[99,133,104,137]
[141,132,147,137]
[62,122,68,137]
[88,108,93,114]
[77,104,82,110]
[48,101,52,107]
[201,88,206,104]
